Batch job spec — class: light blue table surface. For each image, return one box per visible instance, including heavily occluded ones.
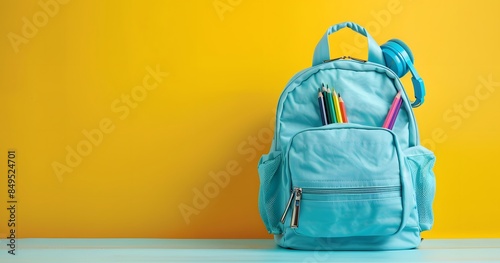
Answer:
[1,238,499,263]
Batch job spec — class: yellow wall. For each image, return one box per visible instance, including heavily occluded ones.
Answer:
[1,0,500,239]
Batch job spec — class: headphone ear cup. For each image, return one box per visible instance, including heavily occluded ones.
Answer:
[389,39,414,62]
[381,39,414,78]
[382,47,406,77]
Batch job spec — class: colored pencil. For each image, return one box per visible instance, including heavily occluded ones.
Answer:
[332,88,343,123]
[382,91,402,129]
[321,84,332,124]
[325,86,336,124]
[318,90,328,125]
[338,93,348,123]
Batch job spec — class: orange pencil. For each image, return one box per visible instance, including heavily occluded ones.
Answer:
[338,94,348,123]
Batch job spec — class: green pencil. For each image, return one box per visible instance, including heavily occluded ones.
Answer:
[326,86,337,123]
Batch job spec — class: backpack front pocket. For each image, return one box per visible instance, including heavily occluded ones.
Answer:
[282,124,413,238]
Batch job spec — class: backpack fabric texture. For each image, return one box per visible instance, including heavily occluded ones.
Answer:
[257,22,436,251]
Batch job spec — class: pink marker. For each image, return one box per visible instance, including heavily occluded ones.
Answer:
[387,95,403,130]
[382,91,402,129]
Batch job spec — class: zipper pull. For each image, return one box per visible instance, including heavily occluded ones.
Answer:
[323,56,347,63]
[280,189,296,224]
[324,56,367,63]
[346,56,367,63]
[290,188,302,228]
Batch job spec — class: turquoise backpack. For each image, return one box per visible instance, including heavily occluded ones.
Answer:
[257,22,436,250]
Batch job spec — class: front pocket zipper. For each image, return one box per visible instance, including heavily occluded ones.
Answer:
[281,186,401,229]
[301,186,400,195]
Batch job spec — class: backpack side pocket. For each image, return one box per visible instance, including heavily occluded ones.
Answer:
[258,151,283,234]
[404,146,436,231]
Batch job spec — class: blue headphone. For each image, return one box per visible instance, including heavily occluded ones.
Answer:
[381,39,425,107]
